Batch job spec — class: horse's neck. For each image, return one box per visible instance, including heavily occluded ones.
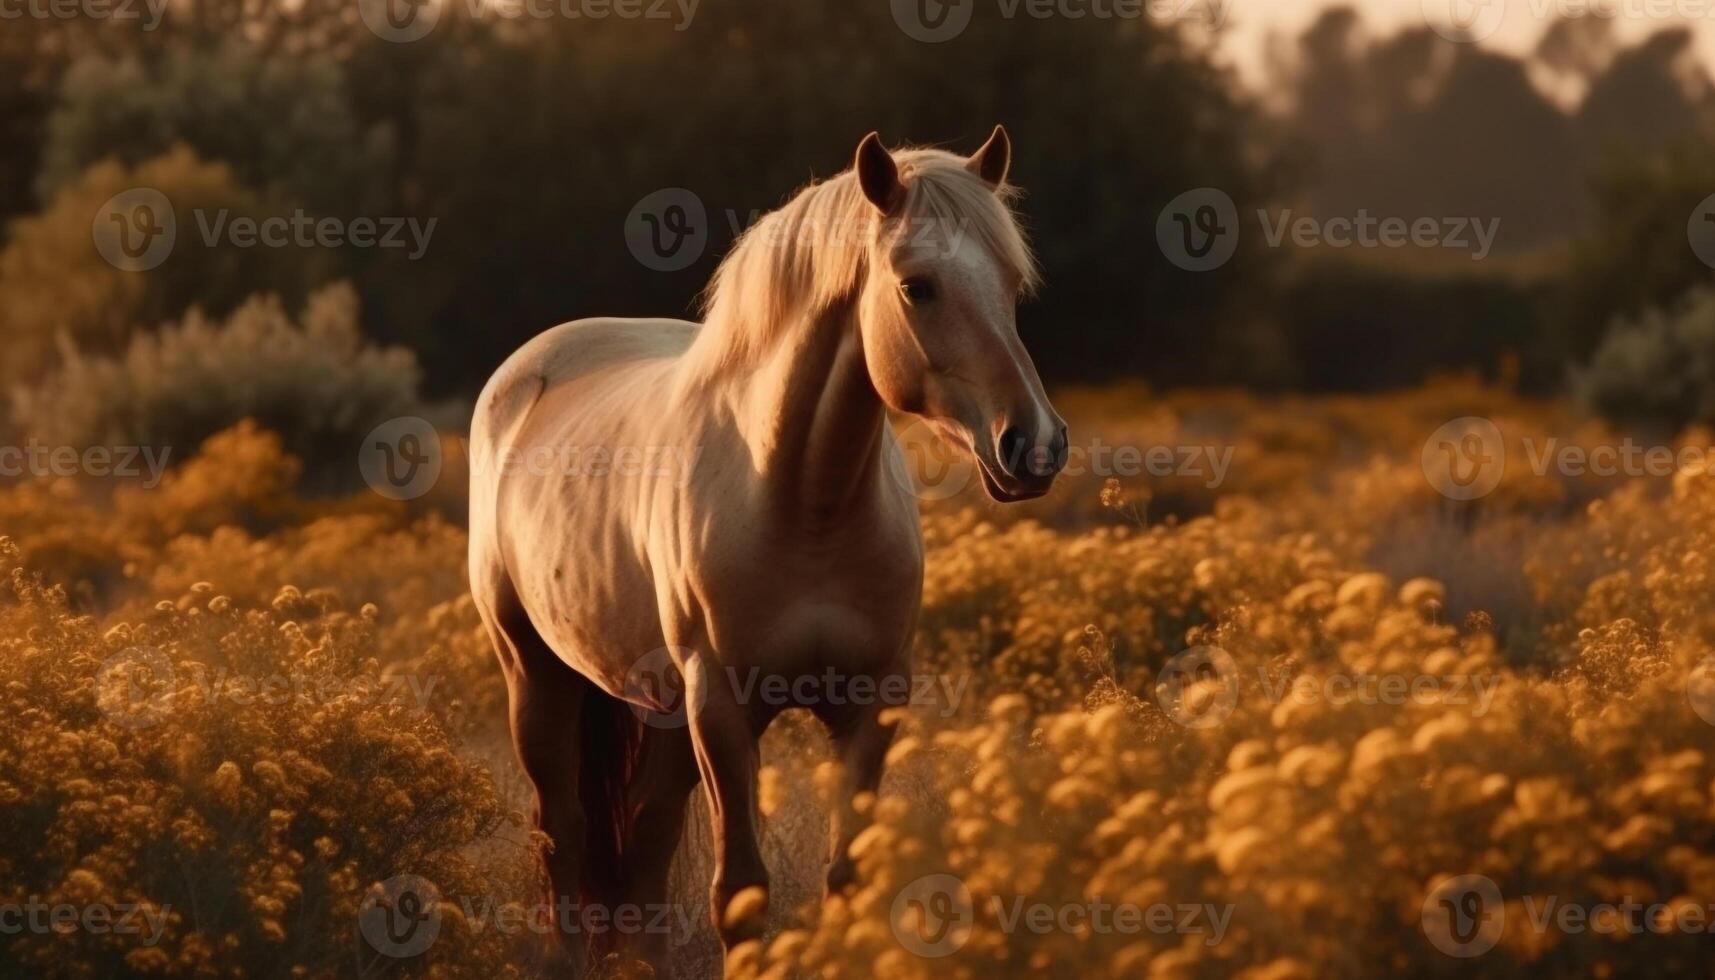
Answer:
[696,302,888,527]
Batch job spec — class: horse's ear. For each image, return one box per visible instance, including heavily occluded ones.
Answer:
[966,124,1011,188]
[855,132,904,215]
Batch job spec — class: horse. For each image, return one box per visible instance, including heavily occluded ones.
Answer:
[467,126,1067,971]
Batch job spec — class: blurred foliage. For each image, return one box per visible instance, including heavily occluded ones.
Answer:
[1576,285,1715,432]
[1559,145,1715,365]
[0,146,335,395]
[37,37,395,216]
[0,2,1714,399]
[1268,252,1550,391]
[0,537,523,977]
[9,284,424,492]
[0,0,1279,392]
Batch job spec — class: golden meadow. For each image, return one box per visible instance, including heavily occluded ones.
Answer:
[5,380,1715,979]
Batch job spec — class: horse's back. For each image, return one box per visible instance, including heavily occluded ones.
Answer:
[468,317,698,573]
[471,317,698,455]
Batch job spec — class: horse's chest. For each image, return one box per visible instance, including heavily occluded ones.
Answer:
[695,526,923,675]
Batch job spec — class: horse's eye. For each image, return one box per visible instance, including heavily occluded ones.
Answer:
[900,277,936,305]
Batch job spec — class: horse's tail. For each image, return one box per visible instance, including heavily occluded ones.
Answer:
[577,685,643,952]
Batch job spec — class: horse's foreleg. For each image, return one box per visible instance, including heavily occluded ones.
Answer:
[620,726,699,971]
[819,680,901,895]
[682,659,769,948]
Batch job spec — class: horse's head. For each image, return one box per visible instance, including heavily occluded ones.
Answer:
[852,128,1067,502]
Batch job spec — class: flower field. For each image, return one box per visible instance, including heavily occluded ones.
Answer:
[4,382,1715,978]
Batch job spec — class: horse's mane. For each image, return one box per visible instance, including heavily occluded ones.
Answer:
[696,146,1039,368]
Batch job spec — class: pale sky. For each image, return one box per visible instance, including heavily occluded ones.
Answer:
[1211,0,1715,90]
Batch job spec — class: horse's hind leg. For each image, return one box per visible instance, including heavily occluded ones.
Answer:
[473,572,590,957]
[620,725,699,969]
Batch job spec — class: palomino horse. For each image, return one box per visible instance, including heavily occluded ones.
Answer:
[468,127,1066,970]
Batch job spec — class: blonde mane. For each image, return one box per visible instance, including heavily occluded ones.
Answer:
[696,147,1039,367]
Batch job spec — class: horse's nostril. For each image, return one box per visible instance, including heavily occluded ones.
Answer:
[1026,428,1068,478]
[997,425,1030,478]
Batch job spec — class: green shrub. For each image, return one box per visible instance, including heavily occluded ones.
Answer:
[37,39,393,217]
[0,147,335,395]
[1575,284,1715,431]
[9,283,424,490]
